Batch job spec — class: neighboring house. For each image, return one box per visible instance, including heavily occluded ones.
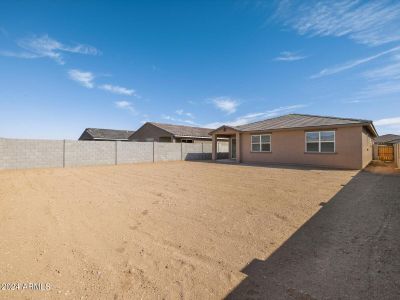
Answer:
[372,134,400,162]
[209,114,378,169]
[374,134,400,145]
[79,128,135,141]
[129,122,225,143]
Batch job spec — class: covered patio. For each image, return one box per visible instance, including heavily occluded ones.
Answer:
[211,126,241,163]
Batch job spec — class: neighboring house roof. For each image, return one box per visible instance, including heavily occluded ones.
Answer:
[210,114,378,137]
[146,122,213,138]
[374,134,400,144]
[79,128,135,141]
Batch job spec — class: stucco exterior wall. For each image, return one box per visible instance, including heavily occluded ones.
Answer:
[394,144,400,168]
[361,128,373,168]
[373,144,379,160]
[239,126,364,169]
[130,123,216,143]
[130,123,173,142]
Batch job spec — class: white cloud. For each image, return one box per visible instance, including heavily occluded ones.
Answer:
[362,81,400,97]
[270,1,400,103]
[0,50,39,59]
[212,97,239,114]
[376,127,400,135]
[204,104,307,128]
[364,63,400,80]
[68,69,94,88]
[343,99,364,104]
[274,1,400,46]
[0,34,100,64]
[342,80,400,103]
[339,52,400,102]
[374,117,400,135]
[374,117,400,126]
[162,114,197,125]
[99,84,136,96]
[175,109,194,118]
[311,45,400,78]
[67,73,137,96]
[363,57,400,80]
[274,51,307,61]
[115,101,135,114]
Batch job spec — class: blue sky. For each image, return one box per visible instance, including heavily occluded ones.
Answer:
[1,0,400,139]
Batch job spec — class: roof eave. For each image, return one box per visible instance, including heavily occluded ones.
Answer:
[237,122,378,135]
[364,122,378,138]
[92,138,130,141]
[175,135,212,139]
[209,125,241,135]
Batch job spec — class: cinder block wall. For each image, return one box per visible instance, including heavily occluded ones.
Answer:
[181,142,227,160]
[0,138,63,169]
[117,142,153,164]
[182,143,204,160]
[0,138,227,170]
[154,143,182,161]
[64,140,116,167]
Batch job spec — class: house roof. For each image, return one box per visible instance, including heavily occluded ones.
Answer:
[148,122,213,138]
[374,134,400,144]
[210,114,378,136]
[80,128,135,140]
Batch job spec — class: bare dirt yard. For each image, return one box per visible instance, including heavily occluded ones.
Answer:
[0,161,398,299]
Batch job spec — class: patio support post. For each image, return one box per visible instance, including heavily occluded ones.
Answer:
[212,134,217,160]
[236,132,241,163]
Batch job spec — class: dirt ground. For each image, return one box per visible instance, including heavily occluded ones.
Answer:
[226,162,400,300]
[0,161,397,299]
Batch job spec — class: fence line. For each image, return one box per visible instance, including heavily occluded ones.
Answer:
[0,138,228,170]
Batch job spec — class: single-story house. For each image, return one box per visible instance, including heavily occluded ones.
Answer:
[79,128,135,141]
[209,114,378,169]
[374,134,400,145]
[129,122,227,143]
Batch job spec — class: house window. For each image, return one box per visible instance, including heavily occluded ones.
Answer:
[305,131,335,153]
[181,139,194,143]
[251,134,271,152]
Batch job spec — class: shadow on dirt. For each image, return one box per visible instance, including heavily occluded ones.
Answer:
[191,160,360,172]
[225,165,400,300]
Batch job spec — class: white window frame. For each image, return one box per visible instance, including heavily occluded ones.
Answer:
[305,131,336,153]
[251,134,272,152]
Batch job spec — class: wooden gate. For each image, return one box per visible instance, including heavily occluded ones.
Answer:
[378,145,394,161]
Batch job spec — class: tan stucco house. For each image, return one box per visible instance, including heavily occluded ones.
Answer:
[129,122,227,143]
[210,114,378,169]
